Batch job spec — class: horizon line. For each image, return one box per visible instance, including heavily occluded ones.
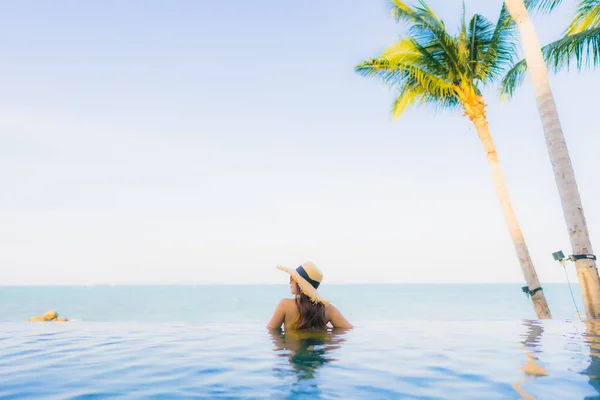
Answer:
[0,282,577,287]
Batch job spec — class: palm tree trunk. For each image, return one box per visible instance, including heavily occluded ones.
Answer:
[466,98,551,319]
[504,0,600,320]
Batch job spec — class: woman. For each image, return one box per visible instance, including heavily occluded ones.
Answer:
[266,261,353,330]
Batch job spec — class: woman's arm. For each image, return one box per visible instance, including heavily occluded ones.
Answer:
[327,304,353,329]
[266,299,286,330]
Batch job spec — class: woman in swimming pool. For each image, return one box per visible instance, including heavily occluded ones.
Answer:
[266,262,353,330]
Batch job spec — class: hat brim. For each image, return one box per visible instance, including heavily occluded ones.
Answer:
[276,265,328,305]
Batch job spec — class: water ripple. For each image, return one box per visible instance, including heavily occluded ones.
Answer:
[0,321,599,399]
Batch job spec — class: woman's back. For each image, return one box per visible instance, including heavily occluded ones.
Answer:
[269,298,353,330]
[266,262,353,331]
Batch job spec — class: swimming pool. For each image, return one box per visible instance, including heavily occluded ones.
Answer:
[1,320,598,399]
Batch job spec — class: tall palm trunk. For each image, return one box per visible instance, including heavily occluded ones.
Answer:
[465,97,552,319]
[504,0,600,319]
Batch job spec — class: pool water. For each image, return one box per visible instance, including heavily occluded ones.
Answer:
[1,320,599,399]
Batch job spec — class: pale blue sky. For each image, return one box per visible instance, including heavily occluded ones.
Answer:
[1,0,599,285]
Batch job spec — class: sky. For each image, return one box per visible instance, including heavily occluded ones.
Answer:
[1,0,599,285]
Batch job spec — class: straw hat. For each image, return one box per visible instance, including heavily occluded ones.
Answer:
[276,261,328,304]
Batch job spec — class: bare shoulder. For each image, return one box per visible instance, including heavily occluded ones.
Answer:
[267,298,295,330]
[325,303,340,317]
[280,298,296,310]
[325,303,353,329]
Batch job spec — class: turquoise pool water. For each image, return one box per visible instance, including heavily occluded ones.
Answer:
[1,320,599,399]
[1,285,598,398]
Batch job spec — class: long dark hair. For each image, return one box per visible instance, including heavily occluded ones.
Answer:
[293,288,327,330]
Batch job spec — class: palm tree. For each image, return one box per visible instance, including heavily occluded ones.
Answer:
[501,0,600,95]
[502,0,600,319]
[356,0,551,318]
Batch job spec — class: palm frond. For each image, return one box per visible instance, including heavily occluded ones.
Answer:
[391,87,422,119]
[499,27,600,97]
[523,0,565,14]
[480,5,517,82]
[467,14,500,82]
[389,0,414,21]
[390,76,461,119]
[413,0,446,28]
[356,57,457,99]
[409,39,450,76]
[567,0,600,34]
[546,27,600,71]
[389,0,445,29]
[498,59,528,99]
[458,2,469,68]
[496,2,514,27]
[381,38,422,63]
[390,0,463,77]
[381,37,450,77]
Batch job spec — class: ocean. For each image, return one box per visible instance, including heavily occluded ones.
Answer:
[1,284,599,399]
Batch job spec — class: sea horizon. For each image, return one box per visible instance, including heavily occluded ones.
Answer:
[0,281,581,287]
[0,283,586,323]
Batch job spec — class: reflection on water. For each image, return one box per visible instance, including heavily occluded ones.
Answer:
[512,320,600,400]
[5,322,600,398]
[269,329,349,397]
[583,321,600,400]
[513,320,548,399]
